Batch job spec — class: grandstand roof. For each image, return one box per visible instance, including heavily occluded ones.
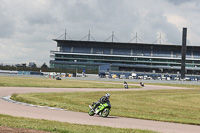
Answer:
[53,39,200,49]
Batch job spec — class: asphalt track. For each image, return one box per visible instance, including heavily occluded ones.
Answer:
[0,85,200,133]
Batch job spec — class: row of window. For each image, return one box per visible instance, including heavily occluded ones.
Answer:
[53,58,200,69]
[60,46,200,57]
[51,64,99,70]
[55,53,198,58]
[55,54,200,65]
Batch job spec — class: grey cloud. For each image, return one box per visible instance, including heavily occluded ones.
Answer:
[53,0,141,41]
[0,16,15,38]
[168,0,198,5]
[0,3,16,38]
[26,12,56,25]
[0,0,199,65]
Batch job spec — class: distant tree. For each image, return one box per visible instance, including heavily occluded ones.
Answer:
[41,63,48,69]
[32,63,37,68]
[28,62,37,68]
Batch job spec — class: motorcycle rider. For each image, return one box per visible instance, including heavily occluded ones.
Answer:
[140,82,144,87]
[124,81,129,89]
[92,93,110,113]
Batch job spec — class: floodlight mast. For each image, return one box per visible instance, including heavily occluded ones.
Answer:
[181,27,187,79]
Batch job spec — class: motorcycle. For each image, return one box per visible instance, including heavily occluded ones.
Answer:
[140,82,144,87]
[88,102,111,117]
[124,81,129,89]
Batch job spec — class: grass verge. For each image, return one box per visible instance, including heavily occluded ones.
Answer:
[147,83,200,89]
[0,114,156,133]
[11,89,200,125]
[1,75,200,89]
[0,76,140,88]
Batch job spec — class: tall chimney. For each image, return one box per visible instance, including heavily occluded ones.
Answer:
[181,28,187,79]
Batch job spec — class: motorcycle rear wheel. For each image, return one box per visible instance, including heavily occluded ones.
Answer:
[101,108,110,117]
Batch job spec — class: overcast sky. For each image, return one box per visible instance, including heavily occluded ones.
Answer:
[0,0,200,66]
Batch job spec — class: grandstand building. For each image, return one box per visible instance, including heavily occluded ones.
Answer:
[50,39,200,76]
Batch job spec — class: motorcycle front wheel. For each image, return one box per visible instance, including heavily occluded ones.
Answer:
[101,108,110,117]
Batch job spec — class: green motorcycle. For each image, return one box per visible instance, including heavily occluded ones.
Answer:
[88,102,111,117]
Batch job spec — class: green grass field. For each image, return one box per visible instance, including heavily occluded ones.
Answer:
[0,114,155,133]
[12,89,200,125]
[0,76,139,88]
[0,76,155,132]
[1,76,200,132]
[1,76,199,89]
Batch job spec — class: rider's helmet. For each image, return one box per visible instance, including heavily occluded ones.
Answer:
[105,93,110,99]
